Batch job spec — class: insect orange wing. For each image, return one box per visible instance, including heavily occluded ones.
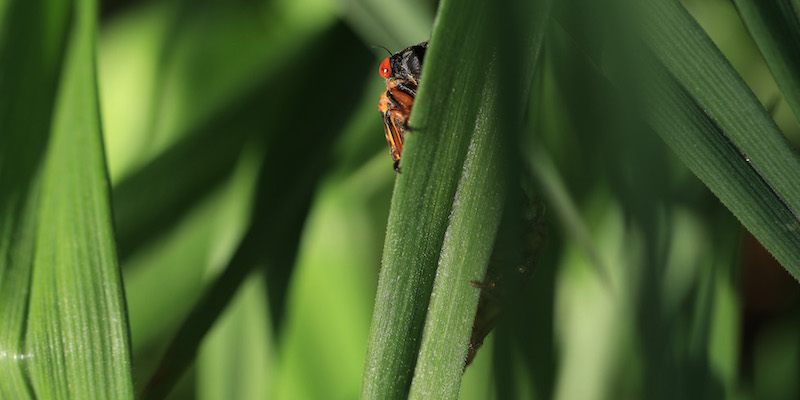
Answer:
[377,41,428,172]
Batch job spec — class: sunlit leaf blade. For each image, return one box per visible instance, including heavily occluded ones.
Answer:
[0,0,72,396]
[25,0,135,397]
[0,1,70,396]
[0,0,135,398]
[732,0,800,123]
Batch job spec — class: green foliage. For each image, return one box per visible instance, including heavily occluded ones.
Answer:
[1,0,134,398]
[2,0,800,399]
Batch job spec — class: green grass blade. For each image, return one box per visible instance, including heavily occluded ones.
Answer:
[637,1,800,276]
[732,0,800,123]
[560,1,800,274]
[0,0,135,398]
[0,1,71,396]
[27,0,136,396]
[360,0,522,397]
[555,0,800,276]
[645,64,800,275]
[407,0,550,397]
[407,74,505,399]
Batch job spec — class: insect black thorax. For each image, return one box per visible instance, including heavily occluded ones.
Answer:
[387,41,427,86]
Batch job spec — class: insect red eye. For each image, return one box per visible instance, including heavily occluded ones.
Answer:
[379,57,391,78]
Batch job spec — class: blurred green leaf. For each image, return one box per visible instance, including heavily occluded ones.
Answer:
[124,151,259,390]
[337,0,435,51]
[4,0,798,398]
[560,0,800,277]
[271,162,392,399]
[197,271,273,400]
[101,4,344,390]
[638,1,800,277]
[112,118,250,261]
[139,22,373,399]
[550,2,800,396]
[106,0,339,260]
[100,0,338,181]
[732,0,800,124]
[525,146,610,287]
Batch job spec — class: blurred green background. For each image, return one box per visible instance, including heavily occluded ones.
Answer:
[2,0,800,398]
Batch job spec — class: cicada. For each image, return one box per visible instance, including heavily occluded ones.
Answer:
[377,41,428,172]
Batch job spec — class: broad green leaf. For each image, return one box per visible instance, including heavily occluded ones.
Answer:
[0,0,71,396]
[1,0,135,398]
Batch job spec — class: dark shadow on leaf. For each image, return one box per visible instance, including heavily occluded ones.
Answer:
[138,21,373,400]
